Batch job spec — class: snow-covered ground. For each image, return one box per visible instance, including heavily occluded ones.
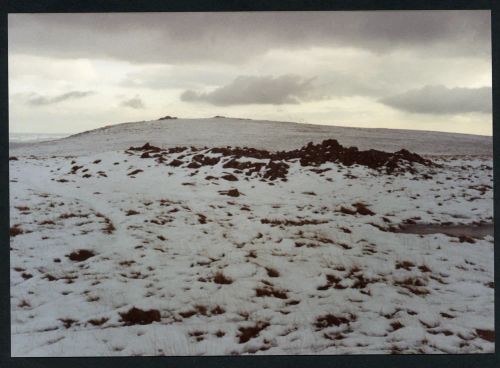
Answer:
[9,118,494,356]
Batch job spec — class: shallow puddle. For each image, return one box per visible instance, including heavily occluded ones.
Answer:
[396,223,494,239]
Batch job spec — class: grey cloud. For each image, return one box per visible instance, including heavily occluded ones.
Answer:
[28,91,94,106]
[123,63,384,99]
[121,96,145,109]
[9,11,490,64]
[379,85,492,114]
[181,75,317,106]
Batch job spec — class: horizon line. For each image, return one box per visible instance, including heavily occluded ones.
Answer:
[9,116,493,138]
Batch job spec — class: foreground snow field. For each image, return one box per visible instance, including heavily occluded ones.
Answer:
[9,119,494,356]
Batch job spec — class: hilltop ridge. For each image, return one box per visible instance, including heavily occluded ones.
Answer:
[9,117,492,156]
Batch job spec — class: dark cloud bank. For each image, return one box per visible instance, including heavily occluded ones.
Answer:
[380,85,492,115]
[121,96,145,109]
[9,11,490,64]
[181,75,317,106]
[28,91,94,106]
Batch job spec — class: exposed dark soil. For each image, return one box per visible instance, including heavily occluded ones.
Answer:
[67,249,95,262]
[102,218,116,234]
[128,142,163,153]
[395,223,493,240]
[339,207,357,215]
[476,329,495,342]
[314,314,354,330]
[10,226,24,237]
[238,321,270,343]
[127,169,143,176]
[221,174,238,181]
[213,271,233,285]
[197,214,207,224]
[218,189,241,197]
[261,218,328,226]
[395,260,415,271]
[390,321,404,331]
[168,159,184,167]
[394,277,429,295]
[265,267,280,278]
[125,210,140,216]
[21,272,33,280]
[59,318,78,329]
[119,307,161,325]
[87,318,108,326]
[180,305,225,318]
[353,202,375,216]
[211,305,225,315]
[255,285,288,299]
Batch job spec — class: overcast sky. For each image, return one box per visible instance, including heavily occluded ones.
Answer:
[8,11,492,135]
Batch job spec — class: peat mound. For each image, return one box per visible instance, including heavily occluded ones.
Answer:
[210,139,434,176]
[126,139,435,180]
[128,143,188,155]
[209,139,433,170]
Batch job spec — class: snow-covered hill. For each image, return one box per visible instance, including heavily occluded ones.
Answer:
[9,118,494,356]
[9,117,493,156]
